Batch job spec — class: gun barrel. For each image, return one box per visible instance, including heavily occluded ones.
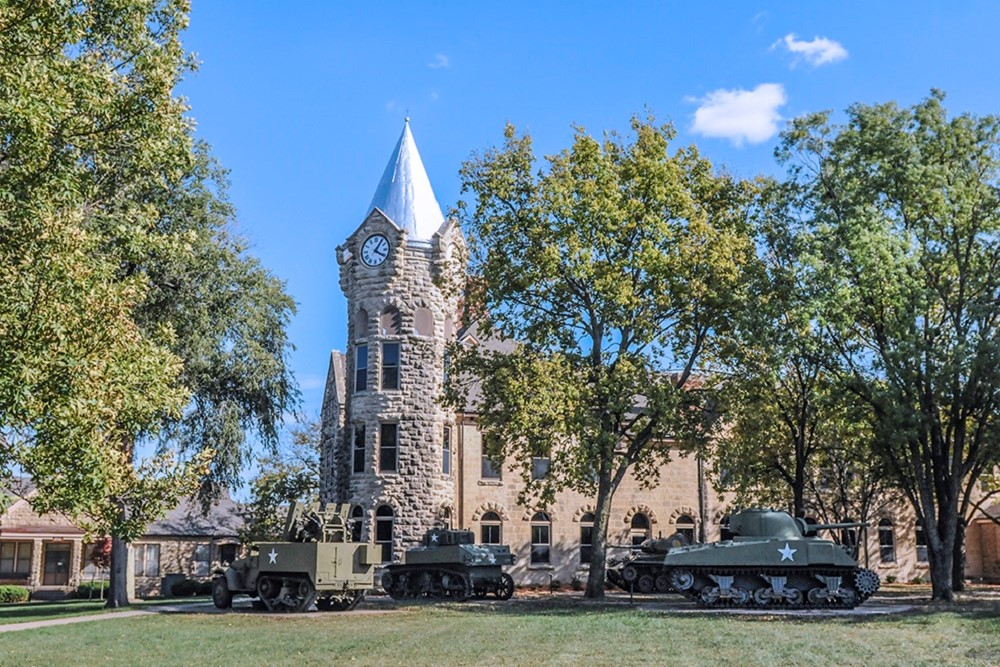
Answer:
[808,522,868,531]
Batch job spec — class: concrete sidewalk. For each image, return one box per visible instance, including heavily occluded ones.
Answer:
[0,602,214,634]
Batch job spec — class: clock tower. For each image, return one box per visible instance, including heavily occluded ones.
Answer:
[320,120,466,563]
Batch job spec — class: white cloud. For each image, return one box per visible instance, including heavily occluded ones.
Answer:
[690,83,787,146]
[774,33,848,67]
[427,53,450,69]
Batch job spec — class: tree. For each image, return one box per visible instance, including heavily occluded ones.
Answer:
[778,92,1000,601]
[447,118,756,598]
[241,420,320,544]
[0,1,297,607]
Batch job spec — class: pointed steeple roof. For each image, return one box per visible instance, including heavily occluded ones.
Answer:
[367,119,445,243]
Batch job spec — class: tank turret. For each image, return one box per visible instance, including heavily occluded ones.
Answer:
[611,507,880,609]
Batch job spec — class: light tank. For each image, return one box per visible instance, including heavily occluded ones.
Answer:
[380,528,515,601]
[212,502,377,612]
[613,508,880,608]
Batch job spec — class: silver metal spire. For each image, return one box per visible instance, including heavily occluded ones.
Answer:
[368,119,445,242]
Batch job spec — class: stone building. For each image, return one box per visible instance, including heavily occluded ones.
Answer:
[319,120,999,586]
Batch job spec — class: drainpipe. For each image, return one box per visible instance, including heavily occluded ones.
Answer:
[697,453,707,543]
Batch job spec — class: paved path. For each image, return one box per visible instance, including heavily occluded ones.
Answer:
[0,602,212,634]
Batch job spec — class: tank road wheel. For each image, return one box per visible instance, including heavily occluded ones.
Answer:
[496,573,515,601]
[381,572,404,600]
[655,574,672,593]
[670,570,694,592]
[839,587,858,609]
[783,587,803,606]
[637,574,655,594]
[807,587,825,606]
[730,588,750,606]
[621,565,639,584]
[753,587,773,606]
[212,577,232,610]
[474,588,488,599]
[699,586,721,605]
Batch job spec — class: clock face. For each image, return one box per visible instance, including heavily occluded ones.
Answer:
[361,234,390,267]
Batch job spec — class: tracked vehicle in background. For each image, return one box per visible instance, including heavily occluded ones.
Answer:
[212,503,377,612]
[380,528,516,601]
[613,508,880,609]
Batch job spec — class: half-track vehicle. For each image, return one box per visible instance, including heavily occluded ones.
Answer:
[612,508,880,608]
[380,528,515,601]
[212,502,377,612]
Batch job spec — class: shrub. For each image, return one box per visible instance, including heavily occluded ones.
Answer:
[0,585,30,603]
[170,578,200,596]
[76,581,109,599]
[570,576,584,592]
[549,578,562,592]
[910,576,926,584]
[885,575,898,584]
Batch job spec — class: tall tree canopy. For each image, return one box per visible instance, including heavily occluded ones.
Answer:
[0,0,297,606]
[779,92,1000,601]
[448,118,756,598]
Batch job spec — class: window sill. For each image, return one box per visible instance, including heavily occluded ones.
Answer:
[527,564,554,570]
[876,562,897,568]
[478,480,503,486]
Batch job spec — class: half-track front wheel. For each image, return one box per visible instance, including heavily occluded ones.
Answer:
[496,573,515,601]
[212,577,232,610]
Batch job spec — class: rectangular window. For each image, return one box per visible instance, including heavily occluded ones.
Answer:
[352,425,366,474]
[915,526,928,563]
[0,541,32,574]
[442,427,451,475]
[531,456,550,480]
[192,544,210,576]
[580,525,594,565]
[381,342,400,390]
[355,344,368,392]
[379,423,398,473]
[219,544,238,565]
[133,544,160,578]
[481,523,501,545]
[481,454,501,480]
[530,524,551,564]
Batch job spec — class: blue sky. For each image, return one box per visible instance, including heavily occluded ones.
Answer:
[177,1,1000,423]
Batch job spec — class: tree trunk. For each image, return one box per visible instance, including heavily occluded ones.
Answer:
[951,520,966,592]
[106,534,130,608]
[585,475,615,599]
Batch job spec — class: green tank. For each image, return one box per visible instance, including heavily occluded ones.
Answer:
[212,502,378,612]
[612,508,880,608]
[380,528,516,601]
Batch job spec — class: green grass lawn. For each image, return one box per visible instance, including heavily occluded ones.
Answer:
[2,594,999,667]
[0,596,208,625]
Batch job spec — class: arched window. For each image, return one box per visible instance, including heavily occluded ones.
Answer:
[878,518,896,563]
[579,512,595,565]
[376,506,394,562]
[356,309,369,338]
[915,523,928,562]
[380,307,400,336]
[414,308,433,336]
[481,511,502,545]
[350,506,364,543]
[530,512,551,564]
[675,514,696,543]
[630,513,651,546]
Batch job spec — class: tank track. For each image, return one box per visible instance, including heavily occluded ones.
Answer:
[619,565,880,609]
[381,565,474,601]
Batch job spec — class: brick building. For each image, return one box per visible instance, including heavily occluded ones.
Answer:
[318,120,999,586]
[0,479,242,597]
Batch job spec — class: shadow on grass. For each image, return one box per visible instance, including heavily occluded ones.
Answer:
[0,599,106,623]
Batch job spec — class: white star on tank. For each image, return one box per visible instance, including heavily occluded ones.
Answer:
[267,548,278,564]
[778,543,797,562]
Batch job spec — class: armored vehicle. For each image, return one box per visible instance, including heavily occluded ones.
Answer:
[380,528,515,601]
[614,508,880,608]
[212,503,377,612]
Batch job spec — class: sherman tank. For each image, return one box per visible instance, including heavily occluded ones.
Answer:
[613,508,880,608]
[212,502,377,612]
[380,528,516,601]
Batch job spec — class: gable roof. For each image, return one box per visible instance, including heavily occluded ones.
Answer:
[144,491,243,538]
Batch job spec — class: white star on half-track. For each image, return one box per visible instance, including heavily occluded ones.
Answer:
[778,543,797,561]
[267,548,278,564]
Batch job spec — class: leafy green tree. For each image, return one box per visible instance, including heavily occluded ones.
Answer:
[778,92,1000,601]
[448,118,756,598]
[241,420,320,544]
[0,1,297,607]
